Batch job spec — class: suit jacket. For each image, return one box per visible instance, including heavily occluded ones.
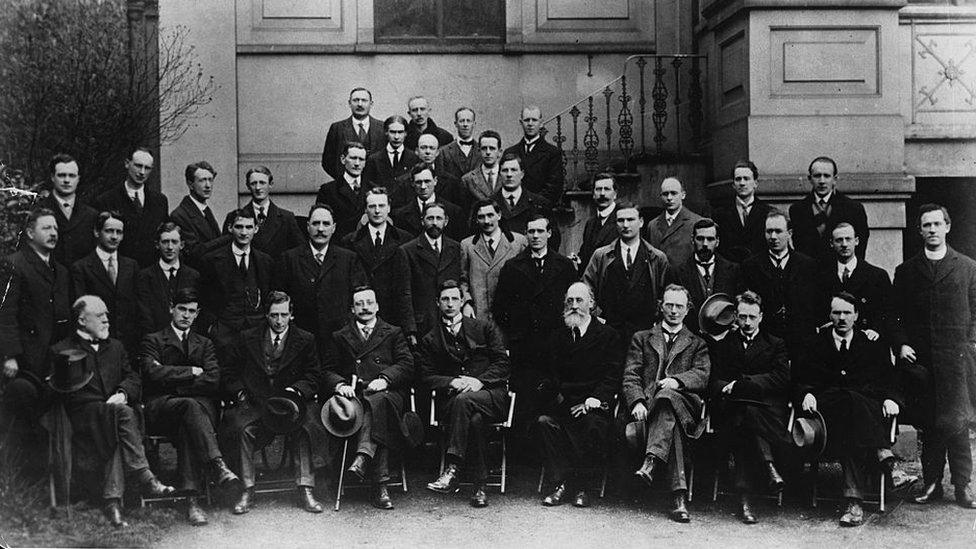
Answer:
[199,244,273,326]
[134,262,201,337]
[70,250,139,347]
[391,198,466,242]
[223,201,304,260]
[140,325,219,402]
[492,250,577,343]
[578,205,619,273]
[504,139,564,204]
[817,259,892,338]
[0,249,70,382]
[394,235,462,336]
[51,335,140,408]
[582,239,672,318]
[644,206,704,269]
[364,148,420,206]
[712,197,774,264]
[674,254,740,334]
[321,115,386,179]
[789,192,869,262]
[437,140,482,183]
[321,319,415,392]
[738,250,819,350]
[315,176,373,240]
[461,167,499,206]
[405,118,454,151]
[36,194,96,267]
[93,183,169,267]
[274,243,366,340]
[540,320,623,407]
[794,329,900,406]
[493,188,558,250]
[341,223,412,328]
[708,329,789,407]
[460,230,528,322]
[170,195,228,266]
[417,316,510,390]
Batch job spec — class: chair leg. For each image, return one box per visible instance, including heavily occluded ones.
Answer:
[500,433,507,494]
[334,439,349,512]
[537,466,545,494]
[438,439,446,476]
[400,459,408,493]
[879,472,886,513]
[687,463,694,502]
[600,467,608,499]
[810,462,819,508]
[777,490,783,507]
[712,467,719,502]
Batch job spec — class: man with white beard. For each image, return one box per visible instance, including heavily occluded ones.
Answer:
[533,282,623,508]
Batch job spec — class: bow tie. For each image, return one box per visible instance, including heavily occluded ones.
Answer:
[84,338,107,346]
[458,140,474,146]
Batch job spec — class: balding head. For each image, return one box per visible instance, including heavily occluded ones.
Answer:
[660,177,686,213]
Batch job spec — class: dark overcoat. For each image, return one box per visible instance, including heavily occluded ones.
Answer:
[70,250,139,348]
[35,194,97,267]
[341,223,412,328]
[315,178,373,240]
[417,317,510,391]
[788,192,869,262]
[223,201,304,260]
[577,205,619,274]
[503,139,564,205]
[711,197,773,264]
[492,249,577,344]
[674,254,740,334]
[738,250,819,350]
[540,320,622,408]
[394,235,462,336]
[170,195,228,266]
[92,183,168,267]
[391,198,466,242]
[817,259,892,337]
[321,115,386,180]
[140,326,220,426]
[134,262,201,337]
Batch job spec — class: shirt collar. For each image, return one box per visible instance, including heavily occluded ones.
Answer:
[483,228,502,244]
[815,191,834,205]
[736,195,755,209]
[741,329,759,342]
[482,164,497,176]
[56,194,76,208]
[524,135,540,146]
[188,194,209,213]
[352,116,369,132]
[77,329,99,344]
[597,202,616,219]
[530,249,547,260]
[661,322,683,337]
[356,318,377,332]
[425,234,441,249]
[310,242,329,257]
[502,186,523,203]
[665,208,681,223]
[31,247,52,265]
[837,256,858,277]
[170,323,189,340]
[770,248,789,262]
[268,328,288,345]
[924,246,948,260]
[443,313,463,328]
[232,243,250,257]
[343,171,360,188]
[95,247,116,262]
[387,143,402,154]
[369,222,388,239]
[159,258,180,272]
[832,329,853,349]
[574,315,593,338]
[418,195,436,209]
[124,180,144,199]
[252,201,269,215]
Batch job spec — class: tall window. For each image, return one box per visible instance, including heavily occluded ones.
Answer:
[374,0,505,43]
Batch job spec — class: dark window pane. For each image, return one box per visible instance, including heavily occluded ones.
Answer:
[374,0,505,42]
[444,0,504,39]
[375,0,437,39]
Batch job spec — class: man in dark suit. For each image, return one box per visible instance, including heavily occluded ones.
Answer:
[817,222,891,339]
[322,287,415,509]
[574,172,619,273]
[341,188,411,329]
[493,152,560,250]
[53,295,175,527]
[405,96,454,151]
[135,222,201,337]
[795,292,903,526]
[36,153,96,267]
[316,141,372,240]
[0,208,70,437]
[414,133,467,209]
[321,87,386,179]
[199,208,272,352]
[364,115,419,205]
[436,107,482,183]
[391,163,465,242]
[220,291,327,514]
[420,280,511,508]
[492,214,576,411]
[223,166,304,260]
[534,282,622,507]
[276,203,366,347]
[93,146,168,267]
[708,291,790,524]
[645,177,705,269]
[503,106,564,205]
[140,288,239,525]
[674,219,739,334]
[788,156,869,263]
[738,210,819,357]
[712,160,773,263]
[460,130,503,210]
[71,211,139,350]
[170,161,227,267]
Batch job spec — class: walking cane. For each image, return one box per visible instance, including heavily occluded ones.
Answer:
[334,374,358,511]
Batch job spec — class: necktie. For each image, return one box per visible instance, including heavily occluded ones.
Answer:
[132,192,143,212]
[739,204,749,226]
[181,331,190,356]
[374,231,383,248]
[625,247,633,270]
[667,216,674,227]
[257,206,266,225]
[842,266,851,284]
[839,339,848,354]
[362,326,372,340]
[508,195,516,209]
[352,179,360,192]
[357,122,366,143]
[62,202,72,218]
[699,263,712,288]
[314,252,324,265]
[488,171,496,191]
[107,256,117,285]
[273,334,281,349]
[432,240,439,255]
[392,150,400,169]
[525,141,532,154]
[771,254,785,271]
[238,253,248,276]
[204,206,219,236]
[535,257,544,273]
[572,326,581,343]
[486,238,495,258]
[743,337,751,350]
[168,266,178,296]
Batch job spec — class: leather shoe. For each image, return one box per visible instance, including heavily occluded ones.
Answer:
[669,492,690,523]
[839,499,864,527]
[912,482,944,504]
[955,485,976,509]
[766,462,785,493]
[210,457,240,488]
[573,490,590,508]
[103,499,127,528]
[470,485,489,508]
[232,488,253,515]
[187,496,208,526]
[347,454,368,482]
[427,464,461,494]
[298,486,324,513]
[142,474,176,497]
[740,495,757,524]
[542,483,567,506]
[634,456,657,488]
[372,485,394,510]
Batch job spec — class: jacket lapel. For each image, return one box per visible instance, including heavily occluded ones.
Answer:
[933,248,961,285]
[24,248,54,284]
[665,327,692,370]
[472,236,492,266]
[416,238,439,269]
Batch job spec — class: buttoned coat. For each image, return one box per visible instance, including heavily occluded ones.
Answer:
[321,115,386,180]
[315,177,374,240]
[492,249,577,344]
[460,230,528,322]
[622,324,711,438]
[578,205,619,274]
[461,167,498,206]
[140,325,220,416]
[644,206,704,270]
[789,192,869,263]
[341,223,412,328]
[170,195,228,266]
[540,319,623,407]
[708,329,790,412]
[582,238,672,317]
[674,253,740,334]
[134,262,201,337]
[712,197,774,264]
[36,194,97,268]
[738,250,819,349]
[417,317,510,391]
[391,198,466,242]
[198,244,273,328]
[817,259,892,338]
[222,201,304,260]
[93,183,169,267]
[437,140,482,182]
[71,250,139,348]
[504,139,564,204]
[363,148,419,206]
[394,235,462,336]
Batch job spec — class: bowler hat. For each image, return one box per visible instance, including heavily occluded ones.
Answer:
[399,411,425,449]
[624,420,646,451]
[321,394,364,438]
[792,410,827,457]
[698,293,736,337]
[262,390,306,434]
[47,348,93,393]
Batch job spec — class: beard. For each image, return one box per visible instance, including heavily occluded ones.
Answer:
[563,310,588,329]
[695,248,714,261]
[424,225,443,239]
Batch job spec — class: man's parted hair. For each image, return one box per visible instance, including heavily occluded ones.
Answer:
[478,130,501,149]
[155,221,182,240]
[662,283,692,309]
[735,290,762,309]
[732,159,758,180]
[49,153,78,175]
[437,279,463,299]
[94,210,124,232]
[830,290,860,313]
[27,207,57,230]
[411,162,436,179]
[807,156,838,177]
[917,203,951,227]
[266,290,292,311]
[765,209,791,230]
[384,115,409,131]
[184,161,216,183]
[692,218,719,238]
[245,165,273,185]
[454,106,475,121]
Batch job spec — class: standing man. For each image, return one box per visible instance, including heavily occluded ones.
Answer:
[316,142,372,240]
[364,116,418,204]
[414,133,466,208]
[503,106,564,205]
[623,284,710,523]
[789,156,869,263]
[419,280,510,508]
[135,222,201,337]
[93,146,168,267]
[276,203,366,346]
[674,219,739,334]
[36,153,96,267]
[644,177,704,269]
[392,163,465,242]
[492,153,558,249]
[405,96,454,151]
[322,87,386,180]
[140,288,239,525]
[461,130,503,208]
[818,222,891,339]
[224,166,304,260]
[71,211,139,350]
[892,204,976,508]
[322,286,415,510]
[460,199,528,323]
[170,161,227,267]
[712,160,773,263]
[583,202,672,347]
[575,172,619,273]
[437,107,482,183]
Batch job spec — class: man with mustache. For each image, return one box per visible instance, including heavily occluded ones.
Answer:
[674,219,740,335]
[573,172,619,273]
[391,162,465,242]
[322,87,386,180]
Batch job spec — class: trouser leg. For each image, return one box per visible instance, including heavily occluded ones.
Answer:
[535,414,570,482]
[467,413,488,482]
[112,403,150,476]
[840,453,866,500]
[920,428,948,487]
[355,409,378,458]
[947,427,973,488]
[169,398,221,492]
[644,402,677,462]
[370,447,390,484]
[238,423,273,489]
[292,432,314,487]
[102,449,125,500]
[666,424,687,492]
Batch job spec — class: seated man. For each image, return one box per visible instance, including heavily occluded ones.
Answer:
[795,291,902,527]
[322,286,415,510]
[535,282,621,507]
[140,288,239,525]
[418,280,510,508]
[708,291,791,524]
[622,284,710,522]
[50,295,174,528]
[220,291,327,515]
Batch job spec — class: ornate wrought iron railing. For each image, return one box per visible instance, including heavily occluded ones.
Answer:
[542,54,707,191]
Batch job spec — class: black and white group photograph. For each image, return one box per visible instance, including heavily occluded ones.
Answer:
[1,0,976,547]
